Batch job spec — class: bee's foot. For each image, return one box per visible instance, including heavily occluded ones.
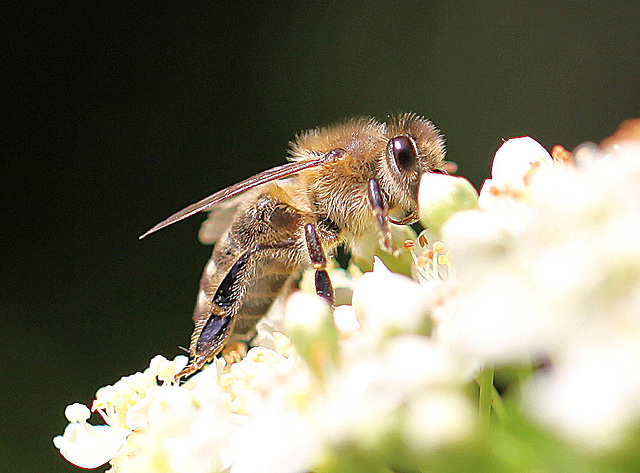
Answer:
[380,235,399,257]
[173,354,207,383]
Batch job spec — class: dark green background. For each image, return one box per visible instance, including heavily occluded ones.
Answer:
[4,2,639,472]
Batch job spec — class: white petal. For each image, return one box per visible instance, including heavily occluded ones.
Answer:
[333,305,360,335]
[492,136,553,179]
[64,403,91,423]
[418,173,478,236]
[491,136,552,188]
[53,422,127,469]
[285,291,332,334]
[404,390,475,451]
[230,410,315,473]
[353,263,431,337]
[451,273,551,365]
[524,340,640,450]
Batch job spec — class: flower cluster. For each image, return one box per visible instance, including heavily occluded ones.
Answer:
[55,129,640,472]
[439,137,640,451]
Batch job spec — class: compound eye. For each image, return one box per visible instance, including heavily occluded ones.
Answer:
[390,136,418,173]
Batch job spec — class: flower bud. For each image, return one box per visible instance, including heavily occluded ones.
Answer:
[284,291,339,377]
[418,173,478,237]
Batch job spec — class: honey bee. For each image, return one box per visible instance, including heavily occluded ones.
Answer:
[140,113,446,379]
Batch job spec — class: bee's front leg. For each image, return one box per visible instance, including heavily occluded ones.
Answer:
[367,178,397,255]
[303,223,334,306]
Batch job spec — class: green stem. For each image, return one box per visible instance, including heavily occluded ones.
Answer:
[491,385,509,424]
[478,368,495,429]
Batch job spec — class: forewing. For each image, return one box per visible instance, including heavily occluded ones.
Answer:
[139,150,342,239]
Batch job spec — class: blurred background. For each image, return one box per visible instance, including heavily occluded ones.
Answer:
[3,1,639,472]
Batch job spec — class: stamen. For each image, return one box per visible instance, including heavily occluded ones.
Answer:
[409,231,454,283]
[403,239,416,250]
[551,144,574,164]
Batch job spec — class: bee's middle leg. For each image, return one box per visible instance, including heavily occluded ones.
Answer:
[303,222,334,306]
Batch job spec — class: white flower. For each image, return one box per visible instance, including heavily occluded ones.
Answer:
[351,257,433,340]
[283,291,338,376]
[216,331,316,473]
[219,346,309,416]
[486,136,553,193]
[55,136,640,472]
[314,333,471,453]
[445,271,553,365]
[228,409,317,473]
[477,136,554,234]
[524,338,640,451]
[53,403,128,469]
[441,139,640,447]
[442,209,513,273]
[55,355,234,473]
[332,304,360,335]
[442,139,640,367]
[403,389,475,451]
[92,355,188,429]
[112,382,233,473]
[315,353,406,446]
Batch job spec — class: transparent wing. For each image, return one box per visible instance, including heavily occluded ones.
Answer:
[198,192,248,244]
[139,150,342,239]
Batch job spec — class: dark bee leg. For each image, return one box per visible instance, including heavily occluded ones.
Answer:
[367,178,395,253]
[175,240,299,381]
[174,251,250,380]
[304,223,334,305]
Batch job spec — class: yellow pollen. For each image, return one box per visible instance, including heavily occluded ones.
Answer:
[551,144,574,164]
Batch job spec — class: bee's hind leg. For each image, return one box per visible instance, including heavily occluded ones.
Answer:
[303,223,334,306]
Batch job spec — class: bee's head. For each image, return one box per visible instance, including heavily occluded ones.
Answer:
[378,113,446,211]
